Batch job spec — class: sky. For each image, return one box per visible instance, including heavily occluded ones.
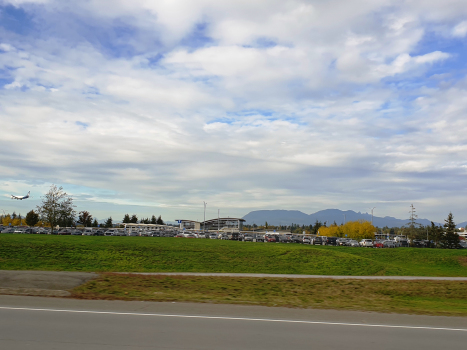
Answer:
[1,0,467,224]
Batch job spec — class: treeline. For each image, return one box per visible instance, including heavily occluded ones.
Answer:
[121,214,164,225]
[1,210,165,229]
[244,220,327,235]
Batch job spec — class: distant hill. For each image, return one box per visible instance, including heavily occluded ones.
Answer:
[242,209,445,228]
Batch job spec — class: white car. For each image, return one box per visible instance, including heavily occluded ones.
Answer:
[82,229,93,236]
[348,239,360,247]
[359,239,374,247]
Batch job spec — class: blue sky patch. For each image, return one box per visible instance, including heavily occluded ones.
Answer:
[75,121,89,129]
[180,22,214,50]
[0,4,35,35]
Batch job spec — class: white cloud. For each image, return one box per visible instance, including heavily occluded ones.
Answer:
[1,0,467,222]
[452,20,467,37]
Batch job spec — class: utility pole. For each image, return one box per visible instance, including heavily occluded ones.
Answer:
[369,207,376,225]
[203,202,207,232]
[218,209,220,232]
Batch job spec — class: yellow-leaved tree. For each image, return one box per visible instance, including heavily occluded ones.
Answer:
[318,220,375,240]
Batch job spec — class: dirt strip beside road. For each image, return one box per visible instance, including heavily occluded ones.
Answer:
[115,272,467,280]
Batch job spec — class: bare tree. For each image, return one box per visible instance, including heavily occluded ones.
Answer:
[36,184,76,233]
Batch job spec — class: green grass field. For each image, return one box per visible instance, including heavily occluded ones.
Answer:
[1,234,467,276]
[72,274,467,316]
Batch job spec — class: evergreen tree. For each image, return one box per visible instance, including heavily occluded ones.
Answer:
[429,221,443,245]
[12,212,17,219]
[312,220,322,235]
[406,204,422,240]
[122,214,130,224]
[440,212,460,249]
[151,215,157,224]
[77,211,93,227]
[105,217,113,228]
[156,215,164,225]
[25,210,39,227]
[92,219,98,227]
[130,214,138,223]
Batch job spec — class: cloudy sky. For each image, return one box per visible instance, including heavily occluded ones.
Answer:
[1,0,467,223]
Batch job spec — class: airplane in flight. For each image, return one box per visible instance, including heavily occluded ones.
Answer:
[11,191,30,200]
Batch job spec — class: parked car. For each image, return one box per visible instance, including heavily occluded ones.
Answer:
[412,240,433,248]
[382,240,396,248]
[265,234,278,242]
[336,238,350,246]
[1,228,15,233]
[324,237,338,246]
[347,239,360,247]
[228,232,240,240]
[311,236,324,245]
[71,230,83,235]
[57,229,71,235]
[373,240,385,248]
[255,234,265,242]
[209,233,218,239]
[359,239,374,247]
[459,241,467,249]
[82,229,93,236]
[243,234,254,242]
[93,230,105,236]
[291,235,303,243]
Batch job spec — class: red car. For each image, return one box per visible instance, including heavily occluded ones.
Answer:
[373,240,384,248]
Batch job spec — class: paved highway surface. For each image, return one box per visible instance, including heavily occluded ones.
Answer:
[1,296,466,349]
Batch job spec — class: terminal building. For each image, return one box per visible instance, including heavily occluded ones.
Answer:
[178,218,245,232]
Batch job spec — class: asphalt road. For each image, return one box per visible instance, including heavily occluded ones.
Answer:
[0,296,466,349]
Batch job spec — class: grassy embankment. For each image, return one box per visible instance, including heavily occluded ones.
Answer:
[2,235,467,315]
[72,273,467,317]
[1,234,467,276]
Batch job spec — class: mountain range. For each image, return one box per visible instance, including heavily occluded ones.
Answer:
[242,209,467,228]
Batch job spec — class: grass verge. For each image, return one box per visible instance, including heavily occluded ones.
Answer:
[71,273,467,317]
[1,235,467,276]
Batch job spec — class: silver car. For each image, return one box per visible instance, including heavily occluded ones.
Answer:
[359,239,374,247]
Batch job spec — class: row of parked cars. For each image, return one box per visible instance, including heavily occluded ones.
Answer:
[2,226,466,248]
[0,226,181,237]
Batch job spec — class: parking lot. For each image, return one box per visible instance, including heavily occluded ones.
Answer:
[1,225,465,248]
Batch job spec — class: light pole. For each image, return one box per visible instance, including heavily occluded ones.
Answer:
[218,209,220,232]
[369,207,376,225]
[203,201,207,232]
